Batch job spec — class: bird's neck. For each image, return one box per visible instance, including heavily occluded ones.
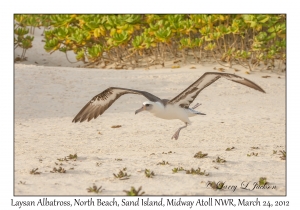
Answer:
[149,102,165,115]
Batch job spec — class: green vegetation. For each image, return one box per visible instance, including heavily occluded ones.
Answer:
[162,151,173,154]
[30,168,41,175]
[50,167,66,173]
[113,168,130,180]
[124,186,145,196]
[18,181,26,185]
[226,147,235,151]
[194,151,208,158]
[144,169,155,178]
[279,150,286,160]
[66,153,77,160]
[259,177,268,186]
[14,14,286,71]
[111,125,122,128]
[172,167,185,173]
[57,153,77,161]
[54,162,63,166]
[115,158,122,161]
[186,167,209,176]
[157,160,169,165]
[247,152,258,157]
[208,181,224,190]
[87,184,104,193]
[213,156,226,163]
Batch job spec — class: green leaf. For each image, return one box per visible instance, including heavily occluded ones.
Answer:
[14,27,29,36]
[258,15,270,23]
[76,50,85,61]
[44,38,59,52]
[204,42,216,51]
[88,44,103,58]
[154,27,172,42]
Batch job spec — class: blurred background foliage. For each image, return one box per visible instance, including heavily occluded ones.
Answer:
[14,14,286,71]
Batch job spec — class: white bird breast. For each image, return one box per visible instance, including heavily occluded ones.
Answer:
[150,102,191,123]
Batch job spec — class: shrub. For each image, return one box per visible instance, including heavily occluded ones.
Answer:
[14,14,286,71]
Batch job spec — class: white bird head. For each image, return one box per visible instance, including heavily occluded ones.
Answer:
[135,101,155,115]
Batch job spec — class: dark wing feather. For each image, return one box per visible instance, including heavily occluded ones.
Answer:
[72,87,161,123]
[168,72,265,108]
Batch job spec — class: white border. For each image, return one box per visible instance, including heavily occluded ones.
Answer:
[2,0,296,208]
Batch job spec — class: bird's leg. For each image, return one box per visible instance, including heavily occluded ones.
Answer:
[171,122,188,140]
[191,103,201,109]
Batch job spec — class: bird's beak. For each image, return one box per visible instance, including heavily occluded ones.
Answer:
[135,106,145,115]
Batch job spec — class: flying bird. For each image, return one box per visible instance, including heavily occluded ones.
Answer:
[72,72,265,140]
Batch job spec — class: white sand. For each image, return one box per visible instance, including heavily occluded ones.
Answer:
[14,64,285,196]
[14,27,285,196]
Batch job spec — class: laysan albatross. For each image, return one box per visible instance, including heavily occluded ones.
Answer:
[72,72,265,140]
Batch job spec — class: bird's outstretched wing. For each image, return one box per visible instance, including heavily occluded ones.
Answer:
[168,72,265,108]
[72,87,161,123]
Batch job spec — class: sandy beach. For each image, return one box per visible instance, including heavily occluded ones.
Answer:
[13,25,286,196]
[14,64,285,196]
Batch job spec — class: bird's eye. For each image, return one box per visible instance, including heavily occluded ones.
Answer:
[145,104,150,107]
